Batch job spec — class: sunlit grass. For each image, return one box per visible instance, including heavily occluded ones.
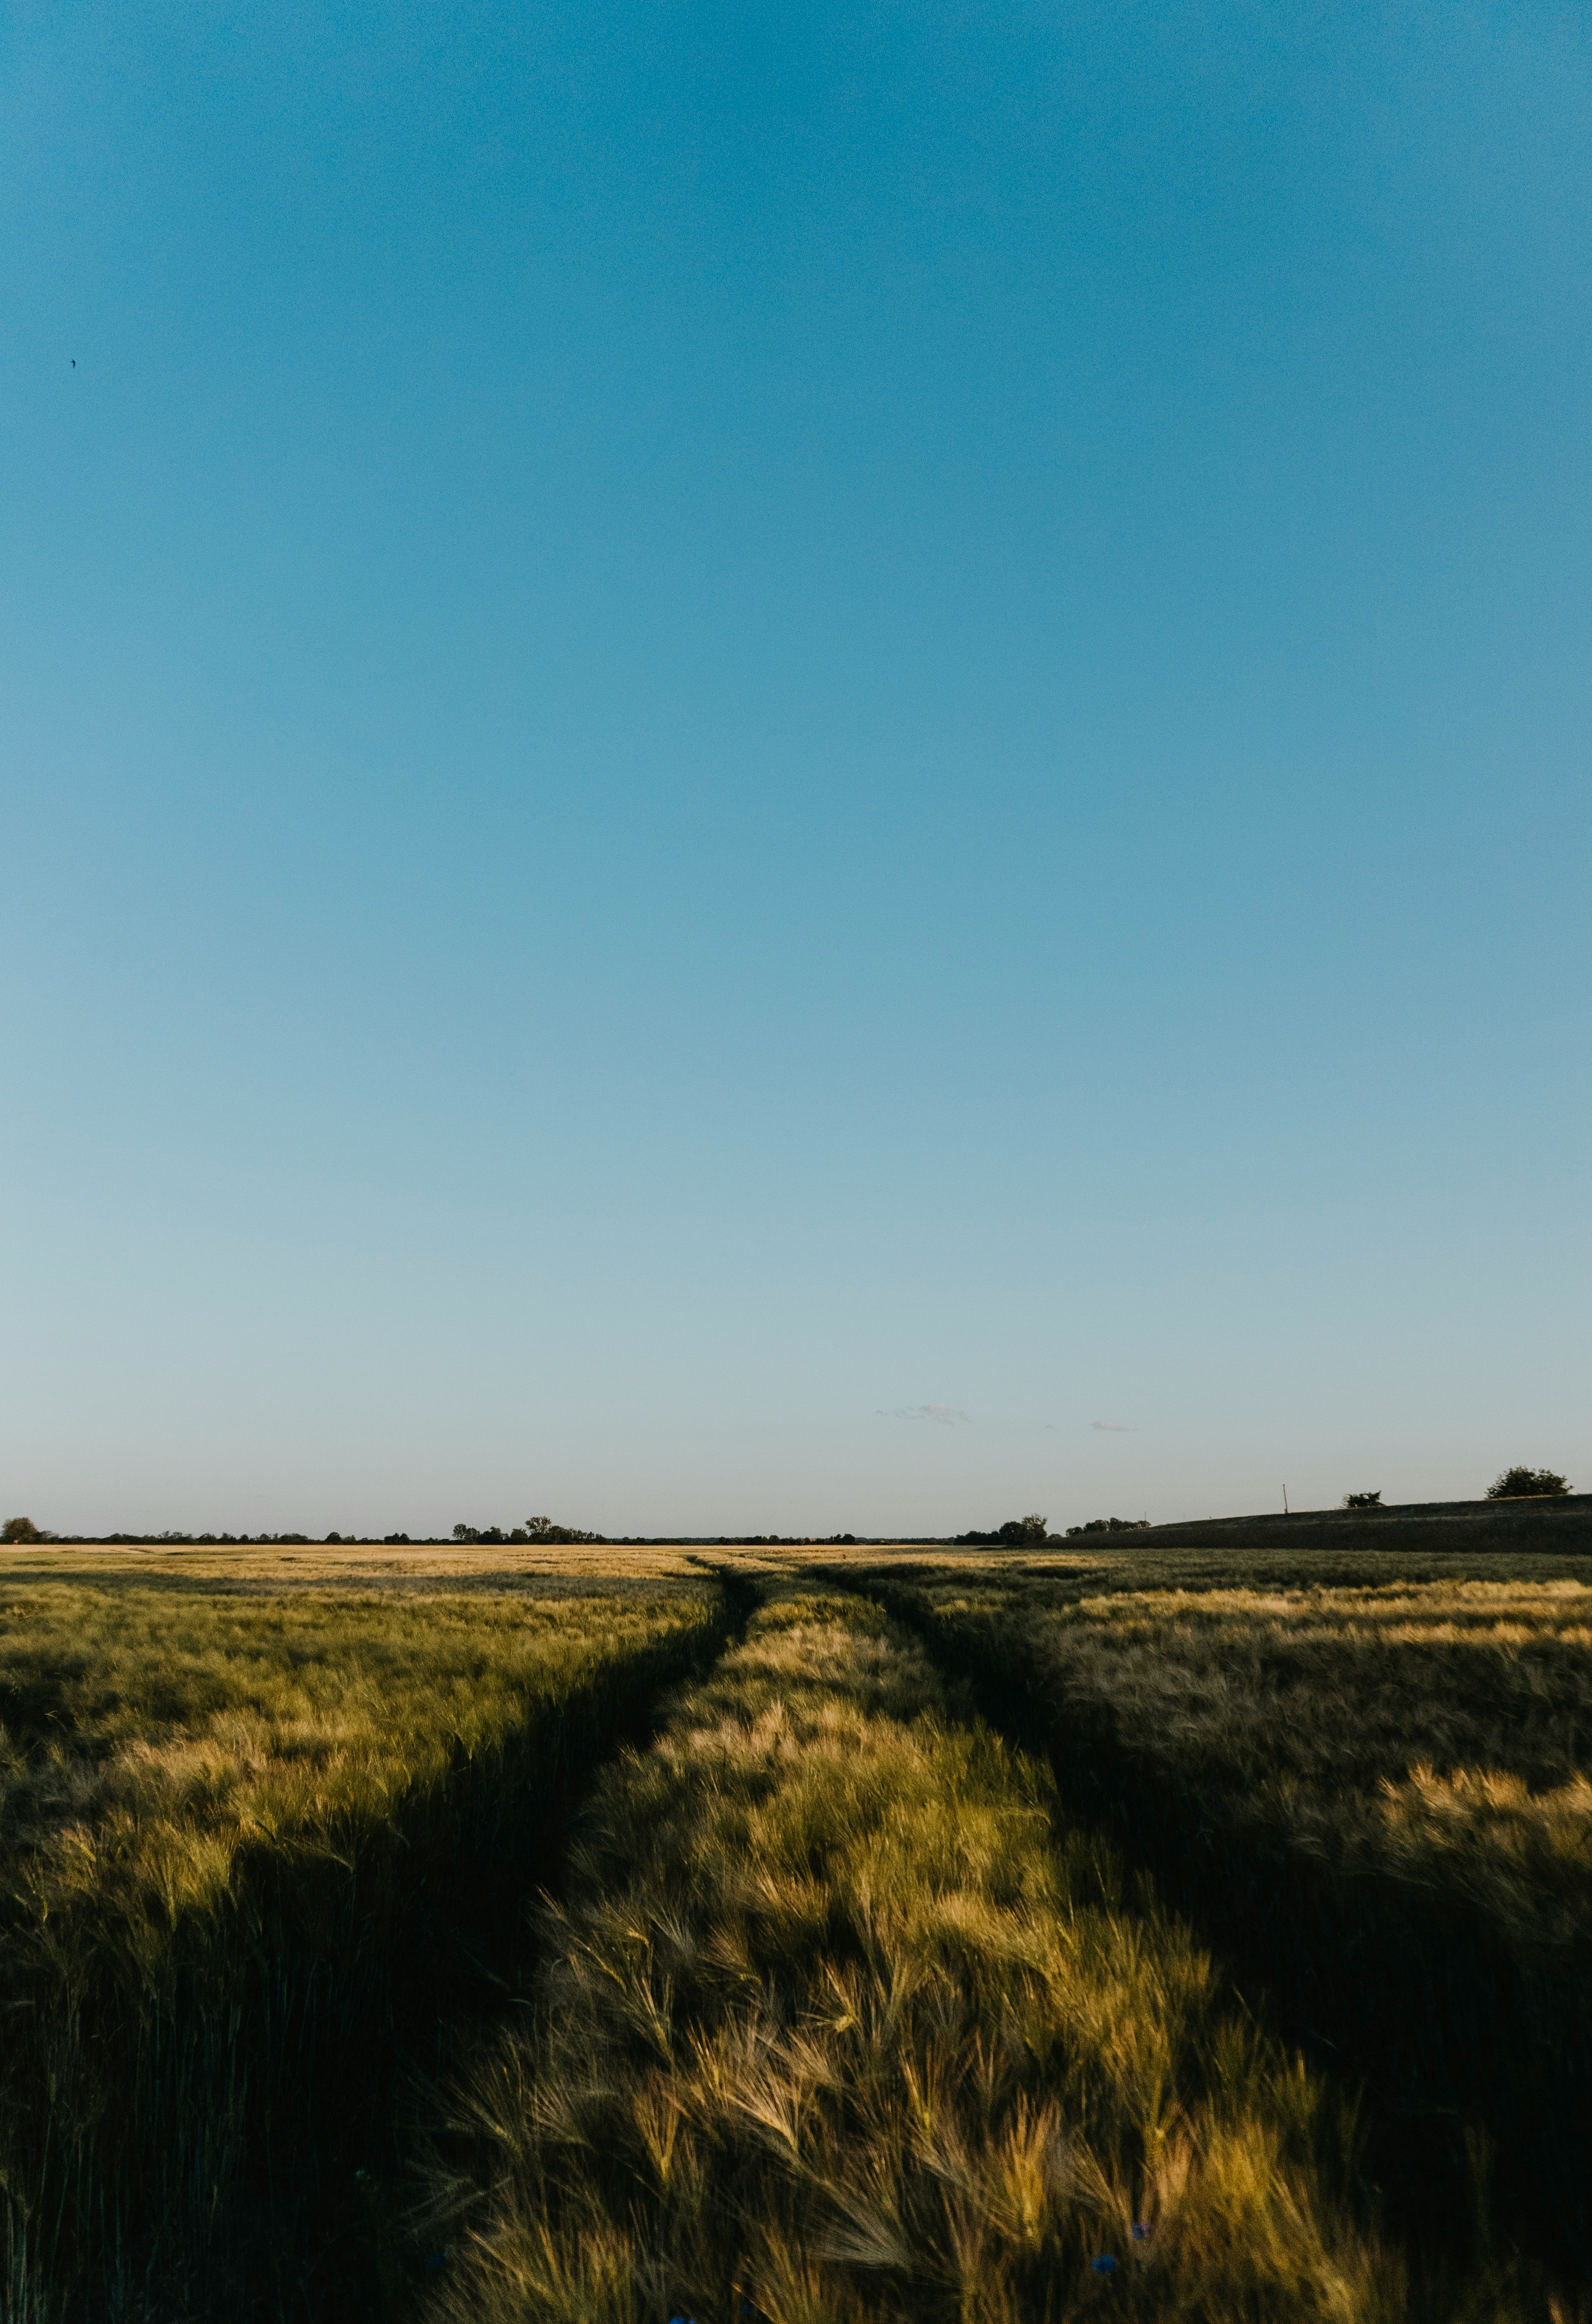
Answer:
[845,1560,1592,2302]
[421,1591,1398,2324]
[0,1583,710,1933]
[902,1574,1592,1956]
[8,1542,1586,2315]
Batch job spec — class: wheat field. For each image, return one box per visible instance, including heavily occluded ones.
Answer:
[3,1539,1589,2318]
[850,1554,1592,2306]
[419,1589,1395,2324]
[0,1560,727,2321]
[888,1569,1592,1953]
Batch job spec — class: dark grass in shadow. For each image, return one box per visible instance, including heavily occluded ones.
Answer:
[12,1585,747,2324]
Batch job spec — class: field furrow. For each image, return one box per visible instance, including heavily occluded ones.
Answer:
[0,1573,732,2321]
[861,1560,1592,2300]
[420,1588,1397,2324]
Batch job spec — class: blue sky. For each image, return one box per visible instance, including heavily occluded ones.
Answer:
[3,0,1588,1537]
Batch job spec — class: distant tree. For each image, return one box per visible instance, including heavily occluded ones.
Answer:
[1343,1491,1382,1509]
[325,1532,342,1543]
[526,1516,555,1538]
[453,1523,481,1542]
[1486,1466,1571,1500]
[997,1514,1051,1545]
[1064,1516,1151,1537]
[2,1517,41,1543]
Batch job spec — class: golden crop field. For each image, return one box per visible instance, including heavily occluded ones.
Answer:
[0,1549,729,2322]
[2,1539,1588,2320]
[852,1549,1592,2315]
[0,1536,722,1593]
[422,1589,1394,2324]
[890,1564,1592,1951]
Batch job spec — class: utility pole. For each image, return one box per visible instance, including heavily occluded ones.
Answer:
[1283,1484,1289,1514]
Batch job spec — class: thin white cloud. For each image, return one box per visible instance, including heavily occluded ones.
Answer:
[878,1403,971,1425]
[1092,1419,1129,1432]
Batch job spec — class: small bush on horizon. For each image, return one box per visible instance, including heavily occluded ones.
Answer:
[1487,1466,1571,1500]
[1343,1491,1382,1508]
[953,1513,1052,1546]
[1002,1510,1050,1543]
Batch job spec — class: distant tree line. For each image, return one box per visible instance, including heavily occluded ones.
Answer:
[954,1514,1055,1547]
[954,1513,1153,1546]
[452,1516,606,1545]
[5,1468,1575,1554]
[0,1524,426,1546]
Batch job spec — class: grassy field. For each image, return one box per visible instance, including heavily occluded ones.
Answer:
[852,1549,1592,2299]
[420,1590,1395,2324]
[4,1537,1589,2319]
[0,1554,729,2321]
[0,1537,715,1594]
[875,1560,1592,1950]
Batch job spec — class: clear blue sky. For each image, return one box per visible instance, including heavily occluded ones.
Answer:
[3,0,1587,1538]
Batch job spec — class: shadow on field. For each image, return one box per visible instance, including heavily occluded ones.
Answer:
[850,1572,1592,2301]
[24,1573,757,2324]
